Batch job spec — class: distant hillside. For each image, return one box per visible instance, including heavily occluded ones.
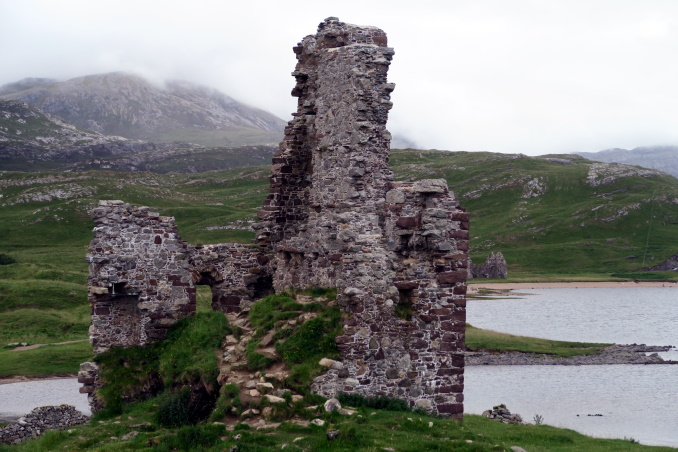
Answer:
[2,150,677,346]
[0,72,287,147]
[0,99,277,173]
[576,146,678,178]
[389,150,678,278]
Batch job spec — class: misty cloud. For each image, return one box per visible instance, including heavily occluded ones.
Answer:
[2,0,678,155]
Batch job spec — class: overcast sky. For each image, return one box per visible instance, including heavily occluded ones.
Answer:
[2,0,678,155]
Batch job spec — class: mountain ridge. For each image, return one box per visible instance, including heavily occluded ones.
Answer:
[0,72,287,147]
[575,145,678,178]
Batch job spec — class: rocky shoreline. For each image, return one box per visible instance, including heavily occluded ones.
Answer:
[466,344,677,366]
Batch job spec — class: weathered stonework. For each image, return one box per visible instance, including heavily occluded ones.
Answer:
[0,406,88,445]
[86,201,272,355]
[83,18,468,418]
[255,18,468,417]
[471,251,508,279]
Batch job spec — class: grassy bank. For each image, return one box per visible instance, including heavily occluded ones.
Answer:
[466,325,610,357]
[1,397,674,451]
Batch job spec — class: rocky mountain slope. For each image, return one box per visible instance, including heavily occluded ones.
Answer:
[0,99,276,172]
[0,72,287,147]
[576,146,678,178]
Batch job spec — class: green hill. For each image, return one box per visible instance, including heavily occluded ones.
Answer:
[1,149,677,349]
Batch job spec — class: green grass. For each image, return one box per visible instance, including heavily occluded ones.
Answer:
[1,150,677,376]
[0,341,92,377]
[245,290,342,393]
[94,312,231,414]
[466,324,610,357]
[2,405,675,451]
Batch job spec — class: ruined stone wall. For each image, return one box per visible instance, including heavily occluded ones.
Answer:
[86,201,270,353]
[87,201,196,354]
[189,244,271,312]
[257,18,468,418]
[83,17,468,418]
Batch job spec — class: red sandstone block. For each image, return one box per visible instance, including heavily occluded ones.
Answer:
[437,384,463,394]
[436,367,463,376]
[451,212,470,221]
[436,403,463,414]
[79,386,95,394]
[451,230,469,240]
[436,270,467,284]
[78,376,95,384]
[451,355,464,367]
[396,216,417,228]
[94,306,110,315]
[456,241,469,251]
[395,280,418,290]
[411,339,429,349]
[453,285,467,295]
[439,321,456,331]
[335,335,354,344]
[439,342,459,352]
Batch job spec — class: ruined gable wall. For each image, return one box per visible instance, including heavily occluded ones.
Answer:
[86,202,270,353]
[259,18,468,418]
[87,201,196,354]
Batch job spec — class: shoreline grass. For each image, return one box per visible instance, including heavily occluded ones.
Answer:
[466,324,611,357]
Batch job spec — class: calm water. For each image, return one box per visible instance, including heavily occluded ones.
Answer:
[1,288,676,447]
[0,378,90,422]
[468,287,678,345]
[466,287,678,447]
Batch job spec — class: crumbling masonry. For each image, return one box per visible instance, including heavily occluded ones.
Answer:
[81,17,469,418]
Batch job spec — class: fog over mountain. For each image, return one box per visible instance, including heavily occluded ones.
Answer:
[0,73,286,147]
[576,146,678,179]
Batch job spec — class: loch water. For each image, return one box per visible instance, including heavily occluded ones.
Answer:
[0,378,90,423]
[1,288,676,447]
[466,287,678,447]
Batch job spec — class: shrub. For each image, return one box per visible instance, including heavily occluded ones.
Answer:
[337,393,410,412]
[156,387,193,427]
[276,308,340,365]
[0,254,16,265]
[211,383,242,420]
[245,339,276,371]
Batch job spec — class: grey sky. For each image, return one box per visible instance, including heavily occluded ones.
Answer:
[2,0,677,155]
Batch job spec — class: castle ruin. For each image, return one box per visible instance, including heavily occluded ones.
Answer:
[80,17,469,418]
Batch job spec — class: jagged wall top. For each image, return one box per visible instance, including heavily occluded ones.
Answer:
[308,17,389,48]
[257,17,396,248]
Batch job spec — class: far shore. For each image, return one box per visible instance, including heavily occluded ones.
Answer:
[468,280,676,294]
[0,374,76,386]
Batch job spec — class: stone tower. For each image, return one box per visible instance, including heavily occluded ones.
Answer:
[82,18,469,418]
[255,17,469,417]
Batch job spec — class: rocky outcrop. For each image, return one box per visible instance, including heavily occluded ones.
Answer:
[465,344,677,366]
[640,252,678,272]
[0,405,88,445]
[482,404,523,424]
[577,146,678,179]
[586,162,665,187]
[471,252,507,279]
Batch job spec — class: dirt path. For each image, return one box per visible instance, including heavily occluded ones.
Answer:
[0,374,77,385]
[10,339,87,352]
